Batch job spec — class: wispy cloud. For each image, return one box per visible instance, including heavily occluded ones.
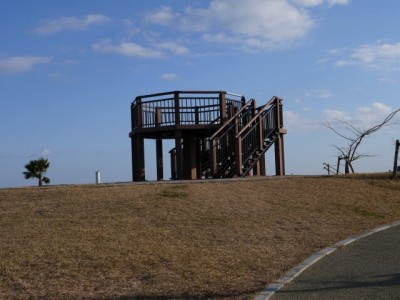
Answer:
[145,0,314,50]
[284,110,319,132]
[327,0,351,6]
[305,89,334,99]
[156,42,189,55]
[323,102,397,129]
[0,56,52,74]
[92,39,163,58]
[143,0,351,51]
[144,6,176,27]
[293,0,350,7]
[160,73,178,81]
[332,42,400,69]
[33,14,112,35]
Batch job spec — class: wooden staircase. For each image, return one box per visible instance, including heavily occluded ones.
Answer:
[209,96,286,178]
[169,96,286,179]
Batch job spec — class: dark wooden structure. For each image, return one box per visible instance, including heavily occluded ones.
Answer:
[129,91,286,181]
[393,139,399,178]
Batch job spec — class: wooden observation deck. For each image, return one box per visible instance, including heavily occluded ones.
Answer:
[129,91,286,181]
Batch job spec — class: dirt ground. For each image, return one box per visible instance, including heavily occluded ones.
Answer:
[1,174,399,299]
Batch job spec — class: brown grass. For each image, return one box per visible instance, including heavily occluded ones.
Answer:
[1,174,400,299]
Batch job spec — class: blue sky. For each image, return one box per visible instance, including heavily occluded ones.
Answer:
[1,0,399,187]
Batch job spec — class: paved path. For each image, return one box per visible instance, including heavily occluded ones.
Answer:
[268,224,400,299]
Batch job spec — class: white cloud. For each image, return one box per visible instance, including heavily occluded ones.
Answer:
[144,6,176,26]
[0,56,52,74]
[284,110,318,132]
[323,102,397,129]
[33,14,112,35]
[92,39,163,58]
[333,42,400,69]
[379,77,397,83]
[160,73,178,81]
[323,108,351,122]
[144,0,352,50]
[293,0,324,7]
[157,42,189,55]
[145,0,314,49]
[327,0,351,6]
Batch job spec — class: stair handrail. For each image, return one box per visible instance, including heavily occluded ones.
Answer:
[235,96,281,138]
[209,98,255,140]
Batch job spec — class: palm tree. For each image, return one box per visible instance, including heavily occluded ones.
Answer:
[23,158,50,187]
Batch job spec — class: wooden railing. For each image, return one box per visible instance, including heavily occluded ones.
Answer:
[131,91,245,130]
[236,96,281,176]
[165,95,284,179]
[209,99,256,177]
[209,96,283,178]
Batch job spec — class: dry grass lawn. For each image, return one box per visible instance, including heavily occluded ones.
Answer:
[1,174,400,299]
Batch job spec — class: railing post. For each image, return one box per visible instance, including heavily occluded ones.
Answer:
[155,107,163,180]
[219,92,227,124]
[195,107,199,124]
[174,92,180,125]
[155,107,162,127]
[235,136,242,176]
[274,97,285,176]
[131,103,136,130]
[258,114,263,150]
[136,97,143,128]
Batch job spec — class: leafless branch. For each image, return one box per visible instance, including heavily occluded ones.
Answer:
[322,108,400,173]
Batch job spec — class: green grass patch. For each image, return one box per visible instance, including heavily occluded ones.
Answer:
[158,185,189,198]
[351,207,384,219]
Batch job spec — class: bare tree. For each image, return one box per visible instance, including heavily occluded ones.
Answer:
[322,108,400,174]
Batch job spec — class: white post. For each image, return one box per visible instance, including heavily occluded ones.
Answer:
[95,171,101,184]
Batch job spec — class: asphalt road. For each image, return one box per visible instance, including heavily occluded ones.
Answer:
[270,224,400,300]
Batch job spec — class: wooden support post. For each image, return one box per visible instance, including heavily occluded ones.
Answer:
[274,98,285,176]
[196,138,202,179]
[274,136,285,176]
[260,154,266,176]
[393,139,399,178]
[132,135,145,181]
[253,161,261,176]
[210,139,217,176]
[170,149,176,180]
[182,134,197,180]
[175,130,183,180]
[219,92,227,124]
[155,108,163,181]
[156,139,163,181]
[131,97,145,182]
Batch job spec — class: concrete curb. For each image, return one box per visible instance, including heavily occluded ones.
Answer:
[254,220,400,300]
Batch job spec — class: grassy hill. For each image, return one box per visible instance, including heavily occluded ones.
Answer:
[1,174,400,299]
